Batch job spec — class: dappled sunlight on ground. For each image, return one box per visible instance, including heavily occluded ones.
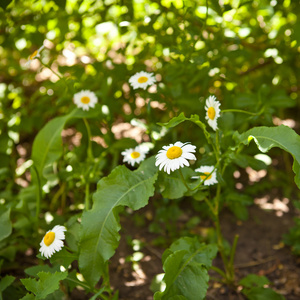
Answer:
[255,196,290,217]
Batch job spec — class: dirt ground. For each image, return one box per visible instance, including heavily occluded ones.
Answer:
[107,201,300,300]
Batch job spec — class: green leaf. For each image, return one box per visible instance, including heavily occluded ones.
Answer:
[266,90,296,108]
[209,0,223,16]
[0,207,12,242]
[0,0,13,10]
[49,248,77,269]
[239,274,270,288]
[0,275,15,293]
[79,157,157,286]
[226,193,253,221]
[157,168,192,199]
[31,108,100,183]
[232,153,266,170]
[238,125,300,188]
[154,237,218,300]
[20,294,35,300]
[53,0,66,9]
[25,265,59,277]
[20,271,67,300]
[157,113,187,129]
[242,287,285,300]
[31,113,72,184]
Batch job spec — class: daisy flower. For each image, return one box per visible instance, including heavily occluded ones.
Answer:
[39,225,66,259]
[73,90,98,111]
[129,71,156,90]
[26,45,45,67]
[122,145,148,167]
[205,95,221,131]
[194,166,218,186]
[155,141,196,174]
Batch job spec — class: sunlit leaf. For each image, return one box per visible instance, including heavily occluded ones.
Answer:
[0,207,12,242]
[0,275,15,293]
[79,157,158,286]
[20,271,67,299]
[238,125,300,188]
[154,237,217,300]
[31,108,101,183]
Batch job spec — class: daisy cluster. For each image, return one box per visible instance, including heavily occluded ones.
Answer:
[152,95,221,186]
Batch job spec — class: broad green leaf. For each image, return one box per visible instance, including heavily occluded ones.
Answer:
[31,108,101,183]
[31,114,72,183]
[164,237,218,268]
[20,271,67,300]
[242,287,285,300]
[79,157,157,286]
[0,275,15,293]
[25,265,59,277]
[238,125,300,188]
[20,294,35,300]
[0,207,12,242]
[155,237,218,300]
[49,248,77,269]
[239,274,270,288]
[157,168,193,200]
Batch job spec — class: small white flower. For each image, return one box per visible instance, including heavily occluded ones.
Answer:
[155,141,196,174]
[122,145,148,166]
[73,90,98,111]
[39,225,66,259]
[129,71,156,90]
[205,95,221,131]
[26,45,45,67]
[194,166,218,186]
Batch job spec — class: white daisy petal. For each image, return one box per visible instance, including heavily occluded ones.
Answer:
[26,45,45,67]
[73,90,98,111]
[129,71,157,90]
[182,152,196,160]
[122,145,147,167]
[39,225,67,259]
[205,95,221,131]
[194,166,218,186]
[155,141,197,174]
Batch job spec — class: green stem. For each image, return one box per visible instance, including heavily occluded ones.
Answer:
[203,197,215,216]
[83,118,94,160]
[210,266,227,278]
[85,182,90,210]
[179,169,191,191]
[222,108,263,116]
[102,263,112,297]
[38,59,64,80]
[228,234,239,278]
[33,166,42,223]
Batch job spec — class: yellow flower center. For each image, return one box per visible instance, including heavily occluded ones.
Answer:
[166,146,183,159]
[131,151,140,159]
[207,107,216,120]
[81,96,91,104]
[44,231,55,246]
[200,172,212,181]
[29,50,38,60]
[137,76,148,83]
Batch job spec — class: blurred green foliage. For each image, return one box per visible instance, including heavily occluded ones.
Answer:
[0,0,300,298]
